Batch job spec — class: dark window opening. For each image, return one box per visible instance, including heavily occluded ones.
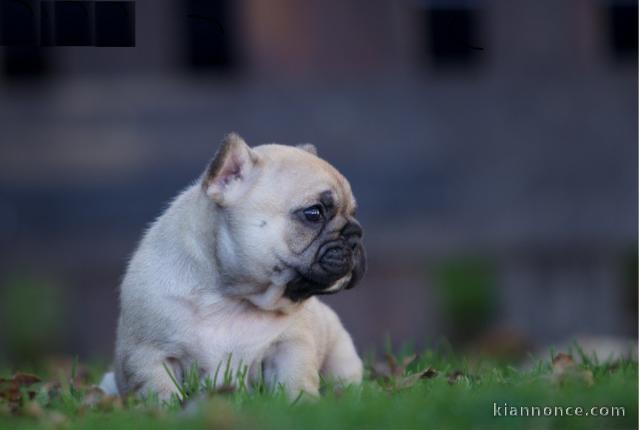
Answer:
[1,0,50,78]
[94,2,135,47]
[606,2,638,61]
[183,0,236,72]
[420,4,483,68]
[2,47,50,78]
[53,1,94,46]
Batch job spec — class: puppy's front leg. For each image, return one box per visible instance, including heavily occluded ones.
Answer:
[262,339,320,399]
[321,324,363,386]
[116,343,183,401]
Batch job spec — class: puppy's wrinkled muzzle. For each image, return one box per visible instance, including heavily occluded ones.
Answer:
[319,243,352,276]
[284,220,366,302]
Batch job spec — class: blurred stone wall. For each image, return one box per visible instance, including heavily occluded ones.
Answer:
[0,0,636,361]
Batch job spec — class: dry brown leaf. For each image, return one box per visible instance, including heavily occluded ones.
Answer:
[81,386,106,407]
[371,353,418,381]
[215,385,236,395]
[12,373,41,386]
[447,370,465,385]
[393,367,438,390]
[96,395,123,411]
[551,353,594,386]
[76,385,123,413]
[421,367,438,379]
[552,353,575,369]
[371,353,439,391]
[0,372,42,409]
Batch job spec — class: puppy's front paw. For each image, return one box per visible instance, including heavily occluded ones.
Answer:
[116,351,184,402]
[283,372,320,401]
[144,380,182,402]
[262,342,320,400]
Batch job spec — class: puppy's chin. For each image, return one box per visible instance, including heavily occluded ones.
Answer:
[283,271,352,302]
[321,273,352,293]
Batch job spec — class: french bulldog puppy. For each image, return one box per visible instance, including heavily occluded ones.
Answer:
[108,133,366,400]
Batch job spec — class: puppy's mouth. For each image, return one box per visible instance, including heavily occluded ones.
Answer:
[283,271,349,302]
[284,272,352,302]
[281,240,366,302]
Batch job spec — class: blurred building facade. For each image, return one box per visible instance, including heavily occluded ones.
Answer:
[0,0,637,363]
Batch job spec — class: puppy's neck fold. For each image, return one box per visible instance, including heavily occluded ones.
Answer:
[244,283,302,314]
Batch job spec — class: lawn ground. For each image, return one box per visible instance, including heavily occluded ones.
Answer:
[0,349,637,430]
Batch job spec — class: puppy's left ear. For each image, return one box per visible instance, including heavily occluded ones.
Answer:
[296,143,317,156]
[203,133,260,204]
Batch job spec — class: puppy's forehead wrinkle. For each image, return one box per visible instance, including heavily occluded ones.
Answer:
[254,143,354,200]
[319,190,334,207]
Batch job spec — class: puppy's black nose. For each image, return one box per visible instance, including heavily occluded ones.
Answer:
[341,220,363,239]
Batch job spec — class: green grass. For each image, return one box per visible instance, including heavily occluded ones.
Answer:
[0,350,637,430]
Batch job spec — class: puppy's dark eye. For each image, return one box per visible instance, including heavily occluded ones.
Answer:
[302,205,324,223]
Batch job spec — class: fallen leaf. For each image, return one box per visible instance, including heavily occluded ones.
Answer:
[394,367,438,390]
[0,372,42,411]
[421,367,438,378]
[81,386,106,407]
[371,353,440,391]
[96,395,123,411]
[12,373,41,386]
[215,385,236,395]
[552,353,575,370]
[370,353,417,381]
[551,353,593,386]
[447,370,465,385]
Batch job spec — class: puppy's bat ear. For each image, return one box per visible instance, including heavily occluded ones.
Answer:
[296,143,317,156]
[203,133,260,203]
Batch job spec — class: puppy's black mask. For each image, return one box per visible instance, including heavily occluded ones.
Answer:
[284,221,366,302]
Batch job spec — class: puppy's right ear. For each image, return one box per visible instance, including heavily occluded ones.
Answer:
[203,133,259,204]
